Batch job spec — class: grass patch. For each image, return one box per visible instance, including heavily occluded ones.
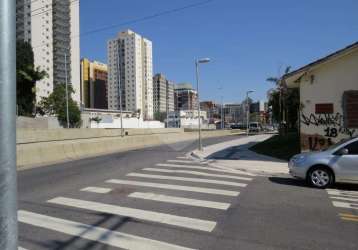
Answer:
[250,132,301,161]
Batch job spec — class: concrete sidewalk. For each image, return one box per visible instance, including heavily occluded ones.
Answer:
[190,134,289,175]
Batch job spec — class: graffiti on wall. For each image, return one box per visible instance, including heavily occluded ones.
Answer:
[301,113,357,151]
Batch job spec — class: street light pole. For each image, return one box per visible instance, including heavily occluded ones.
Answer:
[246,90,254,136]
[195,58,210,151]
[64,53,70,128]
[116,45,124,137]
[0,0,18,248]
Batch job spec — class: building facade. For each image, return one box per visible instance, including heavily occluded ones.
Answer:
[174,83,197,111]
[153,73,175,115]
[81,59,108,109]
[107,30,154,120]
[284,42,358,151]
[16,0,81,104]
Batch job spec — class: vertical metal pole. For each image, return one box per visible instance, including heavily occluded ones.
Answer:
[0,0,18,249]
[246,92,249,136]
[64,53,70,128]
[117,43,124,137]
[221,96,224,129]
[195,60,202,151]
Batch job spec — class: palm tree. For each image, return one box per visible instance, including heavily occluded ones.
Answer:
[267,66,291,132]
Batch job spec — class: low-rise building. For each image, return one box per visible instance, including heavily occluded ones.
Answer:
[167,110,210,129]
[284,42,358,151]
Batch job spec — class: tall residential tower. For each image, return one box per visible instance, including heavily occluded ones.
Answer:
[107,30,154,120]
[153,73,175,115]
[16,0,81,104]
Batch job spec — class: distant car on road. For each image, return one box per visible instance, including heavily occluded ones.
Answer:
[289,137,358,188]
[249,122,261,133]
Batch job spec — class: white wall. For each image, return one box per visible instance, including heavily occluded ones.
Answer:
[89,117,165,129]
[298,49,358,151]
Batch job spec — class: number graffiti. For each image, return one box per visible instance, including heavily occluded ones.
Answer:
[301,113,356,137]
[301,113,357,151]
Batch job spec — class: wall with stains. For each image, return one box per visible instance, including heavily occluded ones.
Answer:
[298,49,358,151]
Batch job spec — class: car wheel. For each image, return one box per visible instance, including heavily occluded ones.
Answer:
[308,167,334,188]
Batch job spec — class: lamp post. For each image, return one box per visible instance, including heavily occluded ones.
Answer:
[0,0,18,248]
[218,86,224,130]
[246,90,254,136]
[116,44,124,137]
[195,58,211,151]
[64,53,70,128]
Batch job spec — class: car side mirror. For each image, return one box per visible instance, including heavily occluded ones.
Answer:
[336,148,349,156]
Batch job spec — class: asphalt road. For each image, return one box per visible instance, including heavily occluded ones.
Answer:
[18,135,358,250]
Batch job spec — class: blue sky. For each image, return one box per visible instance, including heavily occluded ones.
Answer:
[80,0,358,103]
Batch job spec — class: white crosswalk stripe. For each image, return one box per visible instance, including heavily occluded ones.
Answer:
[18,210,195,250]
[332,201,358,210]
[47,197,217,232]
[18,247,28,250]
[128,192,231,210]
[106,179,240,196]
[327,189,358,197]
[142,168,253,181]
[329,196,358,202]
[156,163,256,176]
[327,189,358,211]
[81,187,112,194]
[127,173,247,187]
[167,160,205,164]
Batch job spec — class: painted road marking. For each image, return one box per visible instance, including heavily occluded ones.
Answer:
[18,210,194,250]
[127,173,247,187]
[327,189,358,197]
[167,160,204,164]
[142,168,253,181]
[81,187,112,194]
[156,163,256,176]
[176,156,189,159]
[18,247,28,250]
[47,197,217,232]
[332,201,358,210]
[106,179,240,196]
[330,196,358,203]
[339,213,358,222]
[128,192,231,210]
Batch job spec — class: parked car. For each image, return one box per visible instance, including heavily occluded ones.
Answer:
[289,137,358,188]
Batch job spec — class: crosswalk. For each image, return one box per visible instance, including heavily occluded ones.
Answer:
[19,156,255,249]
[327,188,358,223]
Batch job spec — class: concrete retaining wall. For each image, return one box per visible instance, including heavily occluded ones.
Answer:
[17,128,184,144]
[17,129,242,169]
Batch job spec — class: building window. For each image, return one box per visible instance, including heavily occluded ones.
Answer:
[343,90,358,128]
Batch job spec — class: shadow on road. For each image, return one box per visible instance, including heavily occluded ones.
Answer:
[206,141,285,163]
[269,177,358,191]
[25,213,133,250]
[269,177,308,188]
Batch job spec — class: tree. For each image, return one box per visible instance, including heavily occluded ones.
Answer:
[16,41,47,116]
[154,112,167,122]
[267,66,299,132]
[38,84,82,128]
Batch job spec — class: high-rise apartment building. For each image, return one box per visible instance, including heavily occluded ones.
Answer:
[81,59,108,109]
[153,73,175,115]
[174,83,198,111]
[16,0,81,104]
[107,30,154,120]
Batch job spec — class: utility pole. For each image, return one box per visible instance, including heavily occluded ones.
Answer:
[246,90,254,136]
[64,53,70,128]
[0,0,18,249]
[116,44,124,137]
